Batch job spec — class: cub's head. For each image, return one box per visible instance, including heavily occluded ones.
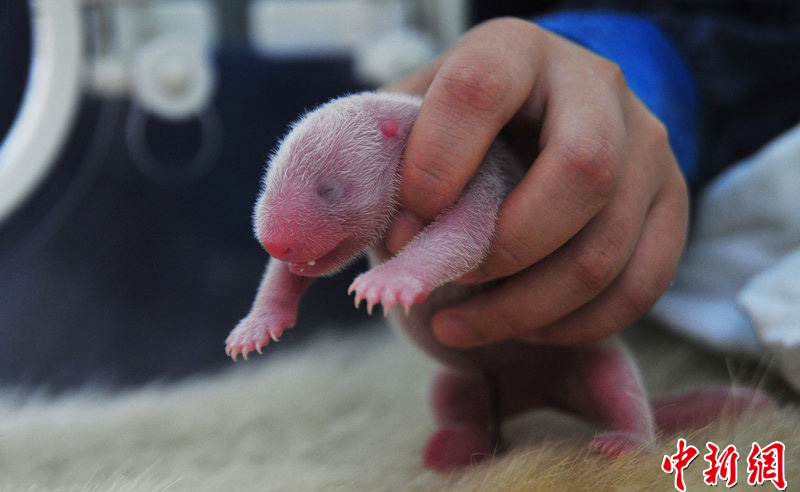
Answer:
[254,92,420,276]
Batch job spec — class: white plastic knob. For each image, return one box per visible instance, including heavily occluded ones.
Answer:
[353,29,435,86]
[131,36,215,121]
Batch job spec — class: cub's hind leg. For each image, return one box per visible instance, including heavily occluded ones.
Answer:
[423,370,496,470]
[551,341,655,456]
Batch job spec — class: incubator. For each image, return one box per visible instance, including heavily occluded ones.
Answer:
[0,0,466,389]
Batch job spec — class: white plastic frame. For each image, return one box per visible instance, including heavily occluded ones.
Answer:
[0,0,83,224]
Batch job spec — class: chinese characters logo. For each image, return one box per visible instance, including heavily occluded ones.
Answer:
[662,439,786,491]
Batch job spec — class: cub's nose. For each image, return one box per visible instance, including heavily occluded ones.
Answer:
[262,240,300,261]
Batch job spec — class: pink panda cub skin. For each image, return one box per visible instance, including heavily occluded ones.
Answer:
[225,91,771,470]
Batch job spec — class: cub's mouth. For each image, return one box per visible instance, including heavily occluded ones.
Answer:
[286,239,357,277]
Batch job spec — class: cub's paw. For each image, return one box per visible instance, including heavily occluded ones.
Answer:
[589,431,653,457]
[422,425,492,470]
[224,309,295,361]
[348,268,430,316]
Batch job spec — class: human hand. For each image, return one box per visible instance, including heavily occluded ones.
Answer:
[383,17,689,347]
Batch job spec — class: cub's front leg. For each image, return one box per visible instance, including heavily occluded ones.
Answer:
[226,259,313,360]
[349,163,506,315]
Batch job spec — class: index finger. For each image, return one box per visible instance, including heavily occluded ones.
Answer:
[457,35,633,284]
[400,18,543,221]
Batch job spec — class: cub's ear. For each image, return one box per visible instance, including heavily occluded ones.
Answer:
[379,119,399,137]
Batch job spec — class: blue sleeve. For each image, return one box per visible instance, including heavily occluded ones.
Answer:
[535,12,699,188]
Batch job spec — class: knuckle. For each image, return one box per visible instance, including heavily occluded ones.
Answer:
[492,232,532,276]
[643,113,670,150]
[671,173,690,209]
[620,278,661,319]
[438,60,512,114]
[596,58,626,90]
[482,16,542,38]
[557,135,621,202]
[573,243,619,294]
[407,154,454,194]
[651,117,670,145]
[620,258,675,320]
[497,308,528,338]
[404,147,460,207]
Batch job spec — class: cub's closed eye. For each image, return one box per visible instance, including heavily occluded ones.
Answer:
[316,181,343,201]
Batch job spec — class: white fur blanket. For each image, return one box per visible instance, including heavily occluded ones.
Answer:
[0,324,796,492]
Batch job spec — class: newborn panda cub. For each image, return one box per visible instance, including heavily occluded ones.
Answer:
[225,91,770,470]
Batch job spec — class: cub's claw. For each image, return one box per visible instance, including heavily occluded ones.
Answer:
[589,432,652,457]
[225,310,294,361]
[348,269,430,317]
[227,338,269,361]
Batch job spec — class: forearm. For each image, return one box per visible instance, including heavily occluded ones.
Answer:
[249,259,313,317]
[226,259,313,359]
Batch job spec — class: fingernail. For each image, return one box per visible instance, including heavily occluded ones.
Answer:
[433,315,478,347]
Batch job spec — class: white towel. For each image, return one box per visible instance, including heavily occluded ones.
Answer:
[650,122,800,392]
